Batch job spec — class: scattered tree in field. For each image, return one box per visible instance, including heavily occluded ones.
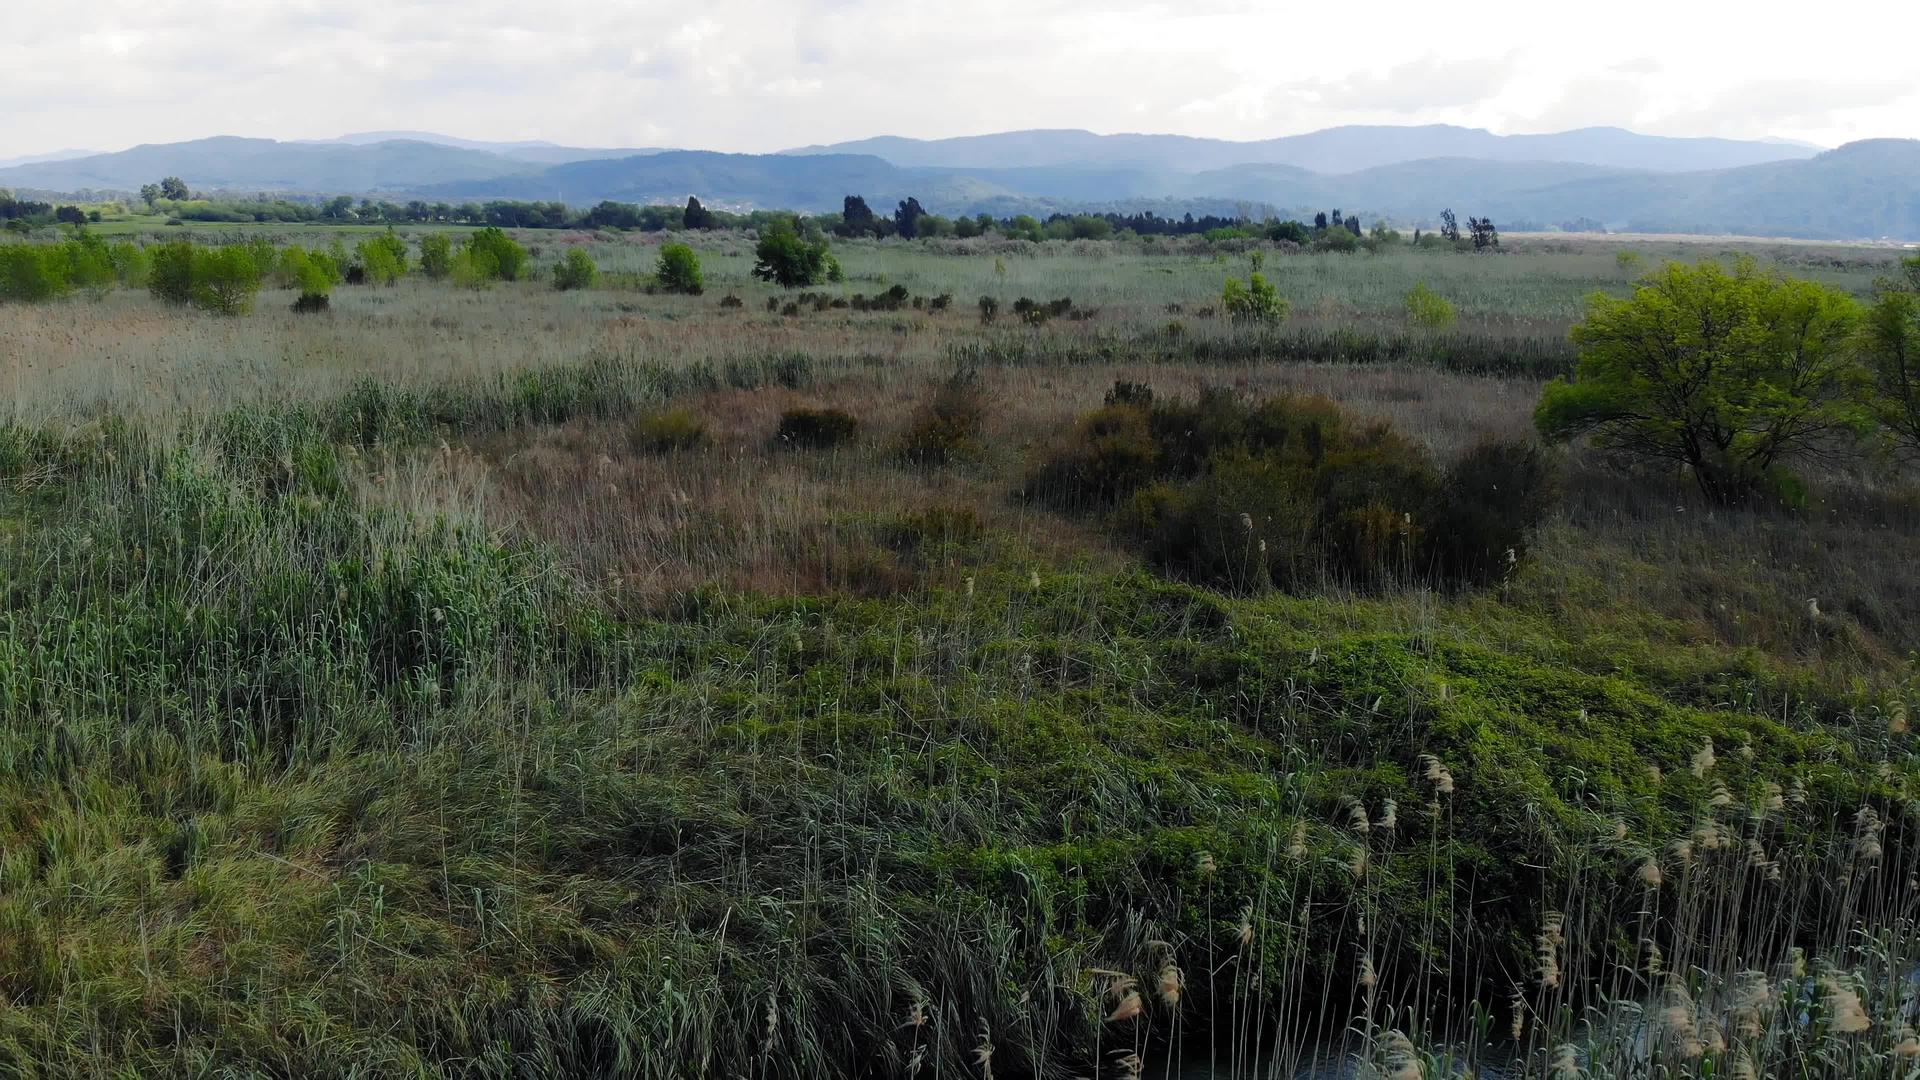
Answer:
[683,196,714,230]
[1536,259,1867,503]
[551,248,598,291]
[191,247,264,315]
[54,206,86,226]
[654,242,703,294]
[1468,217,1499,250]
[159,177,190,201]
[1314,212,1328,230]
[139,184,161,210]
[1221,271,1289,324]
[418,233,453,279]
[1439,209,1460,243]
[895,197,926,239]
[752,217,839,288]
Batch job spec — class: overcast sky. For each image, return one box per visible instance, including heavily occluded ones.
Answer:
[6,0,1918,158]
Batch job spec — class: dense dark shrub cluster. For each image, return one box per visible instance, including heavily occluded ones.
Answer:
[776,406,859,449]
[1029,382,1555,591]
[898,370,987,465]
[1012,296,1077,325]
[629,408,707,453]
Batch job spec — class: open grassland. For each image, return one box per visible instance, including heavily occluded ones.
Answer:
[1,230,1917,1078]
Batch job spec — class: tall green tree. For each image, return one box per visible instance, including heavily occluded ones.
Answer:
[1536,258,1868,502]
[1862,255,1920,461]
[159,177,189,201]
[751,217,838,288]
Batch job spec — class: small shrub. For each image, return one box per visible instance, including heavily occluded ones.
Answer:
[190,246,264,316]
[929,293,953,311]
[777,407,859,449]
[1222,272,1288,324]
[291,292,330,314]
[655,242,703,294]
[465,227,527,282]
[719,293,744,309]
[978,295,999,323]
[1404,282,1457,329]
[1104,380,1154,408]
[629,409,707,453]
[900,370,986,466]
[552,248,599,291]
[418,233,453,279]
[356,229,408,285]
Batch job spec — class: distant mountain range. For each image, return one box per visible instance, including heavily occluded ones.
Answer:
[3,126,1916,240]
[781,125,1825,175]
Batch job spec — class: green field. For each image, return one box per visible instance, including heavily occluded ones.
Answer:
[1,226,1917,1078]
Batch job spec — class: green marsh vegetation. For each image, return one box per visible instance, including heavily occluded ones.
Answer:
[0,223,1918,1077]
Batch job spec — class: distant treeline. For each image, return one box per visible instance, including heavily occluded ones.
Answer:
[11,181,1502,248]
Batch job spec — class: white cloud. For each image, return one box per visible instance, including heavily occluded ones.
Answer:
[2,0,1916,158]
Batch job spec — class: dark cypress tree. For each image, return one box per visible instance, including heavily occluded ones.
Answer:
[840,195,877,237]
[684,196,713,230]
[894,197,926,239]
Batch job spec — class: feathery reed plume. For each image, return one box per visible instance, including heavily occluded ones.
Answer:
[1708,781,1733,808]
[1611,816,1628,842]
[1731,970,1771,1039]
[1745,838,1781,881]
[1107,990,1144,1023]
[1638,856,1663,888]
[1510,989,1526,1040]
[1287,821,1307,859]
[1156,961,1183,1007]
[1550,1044,1580,1079]
[1893,700,1910,735]
[1789,777,1808,805]
[1376,799,1398,831]
[1537,913,1564,990]
[1821,975,1870,1034]
[1692,738,1716,778]
[1645,940,1664,979]
[1730,1049,1758,1080]
[1419,754,1454,794]
[1237,902,1255,948]
[1893,1025,1920,1058]
[1854,806,1885,861]
[1647,764,1663,785]
[1194,850,1217,876]
[1359,950,1378,990]
[973,1022,996,1080]
[1347,846,1368,878]
[1111,1051,1144,1080]
[1662,983,1703,1058]
[1345,797,1371,832]
[1093,970,1137,1003]
[1381,1031,1421,1080]
[1753,781,1785,821]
